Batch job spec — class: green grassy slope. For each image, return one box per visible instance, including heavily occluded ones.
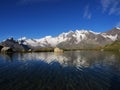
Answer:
[103,40,120,51]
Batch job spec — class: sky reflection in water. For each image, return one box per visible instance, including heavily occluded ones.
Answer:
[0,51,120,90]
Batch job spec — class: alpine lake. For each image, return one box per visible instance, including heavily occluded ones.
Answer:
[0,51,120,90]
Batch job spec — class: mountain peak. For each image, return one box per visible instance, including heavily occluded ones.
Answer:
[5,28,120,50]
[115,27,120,30]
[45,36,52,39]
[7,37,14,41]
[18,37,27,41]
[75,30,89,34]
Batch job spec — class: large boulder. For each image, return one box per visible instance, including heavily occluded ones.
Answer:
[54,47,64,53]
[1,47,13,53]
[0,45,3,51]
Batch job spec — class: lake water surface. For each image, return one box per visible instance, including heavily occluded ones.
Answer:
[0,51,120,90]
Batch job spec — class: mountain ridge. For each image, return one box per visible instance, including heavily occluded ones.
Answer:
[0,27,120,52]
[17,27,120,49]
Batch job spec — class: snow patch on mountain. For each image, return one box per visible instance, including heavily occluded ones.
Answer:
[17,28,120,47]
[89,30,100,35]
[74,30,88,43]
[18,37,27,41]
[102,33,118,41]
[116,27,120,30]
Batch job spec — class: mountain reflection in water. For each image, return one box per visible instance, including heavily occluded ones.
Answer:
[0,51,120,90]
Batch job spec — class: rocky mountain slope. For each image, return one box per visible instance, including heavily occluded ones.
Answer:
[0,38,30,52]
[0,27,120,51]
[18,27,120,49]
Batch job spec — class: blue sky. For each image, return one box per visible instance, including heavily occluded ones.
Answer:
[0,0,120,41]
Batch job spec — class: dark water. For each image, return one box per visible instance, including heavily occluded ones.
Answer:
[0,51,120,90]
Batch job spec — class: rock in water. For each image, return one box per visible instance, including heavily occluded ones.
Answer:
[54,47,64,53]
[1,47,13,53]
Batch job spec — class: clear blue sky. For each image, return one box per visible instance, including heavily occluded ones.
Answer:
[0,0,120,41]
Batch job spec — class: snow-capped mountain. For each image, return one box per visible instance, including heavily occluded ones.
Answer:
[17,27,120,49]
[18,30,97,47]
